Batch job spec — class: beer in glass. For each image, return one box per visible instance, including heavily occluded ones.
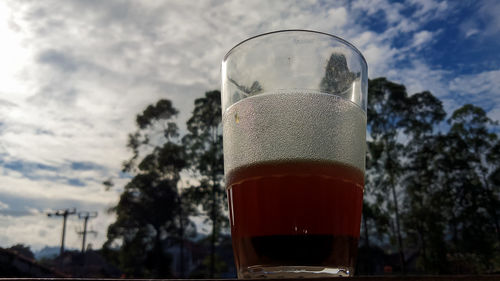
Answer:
[221,30,367,278]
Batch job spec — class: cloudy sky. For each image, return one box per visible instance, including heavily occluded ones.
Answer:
[0,0,499,251]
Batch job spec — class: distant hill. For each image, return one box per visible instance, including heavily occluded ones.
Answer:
[34,246,59,260]
[34,246,78,260]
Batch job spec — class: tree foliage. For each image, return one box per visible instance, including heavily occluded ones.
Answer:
[365,78,410,272]
[104,100,195,278]
[182,90,226,278]
[320,53,357,94]
[362,78,500,274]
[7,244,35,260]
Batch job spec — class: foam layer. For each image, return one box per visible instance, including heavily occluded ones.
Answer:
[223,92,366,175]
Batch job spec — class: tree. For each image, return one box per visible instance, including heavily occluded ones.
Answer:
[182,90,226,278]
[361,136,391,274]
[366,77,409,273]
[104,100,195,277]
[7,244,35,260]
[358,200,391,274]
[320,53,357,95]
[401,91,448,273]
[439,105,500,272]
[449,105,500,241]
[363,139,391,249]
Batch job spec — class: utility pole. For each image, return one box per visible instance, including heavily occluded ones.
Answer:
[47,208,76,257]
[77,211,98,253]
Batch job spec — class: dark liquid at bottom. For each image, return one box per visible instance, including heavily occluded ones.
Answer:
[227,161,364,276]
[237,235,358,266]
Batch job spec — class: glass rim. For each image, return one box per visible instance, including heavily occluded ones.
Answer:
[223,29,367,67]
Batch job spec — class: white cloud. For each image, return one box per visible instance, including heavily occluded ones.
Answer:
[449,70,500,95]
[488,107,500,122]
[0,201,9,210]
[352,0,404,23]
[0,210,115,251]
[412,30,434,49]
[387,60,449,95]
[0,1,33,102]
[460,0,500,39]
[448,70,500,120]
[407,0,449,21]
[479,0,500,36]
[383,59,470,117]
[327,7,348,27]
[0,172,119,250]
[464,28,480,38]
[362,43,399,77]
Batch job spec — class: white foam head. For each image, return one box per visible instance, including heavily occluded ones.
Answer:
[223,92,366,175]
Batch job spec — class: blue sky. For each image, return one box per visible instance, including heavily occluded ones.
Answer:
[0,0,499,251]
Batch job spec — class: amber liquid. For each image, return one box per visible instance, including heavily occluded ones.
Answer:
[227,161,364,277]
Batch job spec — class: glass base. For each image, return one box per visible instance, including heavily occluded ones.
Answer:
[238,266,352,278]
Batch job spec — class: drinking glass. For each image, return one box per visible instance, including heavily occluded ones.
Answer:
[221,30,367,278]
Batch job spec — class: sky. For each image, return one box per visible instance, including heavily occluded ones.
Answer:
[0,0,499,252]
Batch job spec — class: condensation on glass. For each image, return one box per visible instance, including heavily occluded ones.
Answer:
[221,30,368,279]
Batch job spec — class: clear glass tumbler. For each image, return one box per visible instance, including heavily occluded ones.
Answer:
[221,30,367,278]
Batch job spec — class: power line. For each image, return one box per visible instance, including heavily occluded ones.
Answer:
[77,211,97,253]
[47,208,76,257]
